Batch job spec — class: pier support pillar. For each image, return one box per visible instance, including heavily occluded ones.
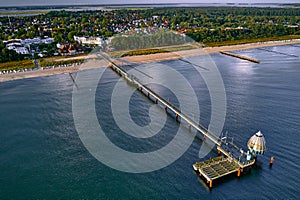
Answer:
[209,180,213,188]
[269,156,275,168]
[204,134,206,139]
[218,149,221,156]
[147,92,150,98]
[188,123,191,131]
[176,113,179,122]
[140,86,143,91]
[237,169,241,177]
[164,105,167,111]
[155,98,158,104]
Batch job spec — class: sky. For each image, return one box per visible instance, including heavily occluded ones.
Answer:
[0,0,299,7]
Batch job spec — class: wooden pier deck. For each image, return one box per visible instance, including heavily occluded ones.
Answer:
[193,154,255,188]
[193,156,240,187]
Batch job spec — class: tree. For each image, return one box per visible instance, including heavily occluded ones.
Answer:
[67,31,76,42]
[54,33,64,43]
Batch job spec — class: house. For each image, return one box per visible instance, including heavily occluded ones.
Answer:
[58,42,84,55]
[74,36,105,46]
[152,16,159,21]
[58,44,69,54]
[177,28,187,34]
[68,45,76,54]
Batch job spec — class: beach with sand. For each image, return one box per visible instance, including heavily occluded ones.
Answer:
[1,39,300,83]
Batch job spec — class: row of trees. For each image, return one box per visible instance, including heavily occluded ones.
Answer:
[187,24,300,43]
[111,30,189,51]
[0,60,34,71]
[39,58,84,67]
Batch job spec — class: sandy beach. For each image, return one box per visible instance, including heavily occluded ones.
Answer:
[1,39,300,83]
[124,39,300,63]
[0,59,108,83]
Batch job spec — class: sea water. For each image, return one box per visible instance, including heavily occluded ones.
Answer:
[0,45,299,199]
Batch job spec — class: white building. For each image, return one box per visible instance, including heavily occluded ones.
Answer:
[4,37,54,55]
[21,37,54,45]
[42,37,54,44]
[22,37,41,45]
[74,36,104,46]
[4,39,28,54]
[152,16,159,20]
[5,39,22,47]
[14,46,30,54]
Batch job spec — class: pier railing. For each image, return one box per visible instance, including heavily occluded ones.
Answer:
[100,51,222,146]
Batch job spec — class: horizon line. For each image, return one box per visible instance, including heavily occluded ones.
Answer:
[1,2,300,8]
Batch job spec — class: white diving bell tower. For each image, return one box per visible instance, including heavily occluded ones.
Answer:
[247,130,266,160]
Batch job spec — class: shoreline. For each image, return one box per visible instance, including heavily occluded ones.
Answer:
[124,39,300,63]
[0,59,108,83]
[1,39,300,83]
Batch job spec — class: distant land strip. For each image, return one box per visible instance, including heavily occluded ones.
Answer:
[1,39,300,83]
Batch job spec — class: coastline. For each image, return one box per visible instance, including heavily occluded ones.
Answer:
[0,59,108,83]
[124,39,300,63]
[1,39,300,83]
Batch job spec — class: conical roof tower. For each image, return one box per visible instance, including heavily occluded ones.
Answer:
[247,131,266,155]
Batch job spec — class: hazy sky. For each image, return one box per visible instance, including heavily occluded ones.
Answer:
[0,0,299,7]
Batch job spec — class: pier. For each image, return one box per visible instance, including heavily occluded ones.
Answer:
[100,52,221,146]
[193,156,255,188]
[220,51,260,63]
[193,142,256,188]
[100,52,257,188]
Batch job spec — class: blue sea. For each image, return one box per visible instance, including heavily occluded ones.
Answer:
[0,45,299,199]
